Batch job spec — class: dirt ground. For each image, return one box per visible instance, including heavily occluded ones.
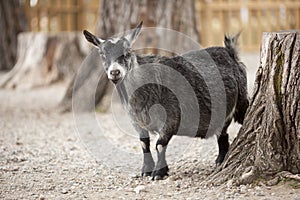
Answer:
[1,53,300,199]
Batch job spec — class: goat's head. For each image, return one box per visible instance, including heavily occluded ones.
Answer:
[83,21,143,84]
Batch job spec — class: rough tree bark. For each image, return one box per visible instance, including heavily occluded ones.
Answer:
[60,0,200,112]
[156,0,200,53]
[0,32,88,89]
[206,31,300,186]
[0,0,27,71]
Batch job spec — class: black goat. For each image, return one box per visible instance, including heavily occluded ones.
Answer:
[83,21,249,180]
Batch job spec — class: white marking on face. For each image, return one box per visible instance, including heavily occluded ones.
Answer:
[98,38,105,43]
[108,38,120,44]
[107,62,126,80]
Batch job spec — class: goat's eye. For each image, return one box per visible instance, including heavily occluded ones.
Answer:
[98,49,105,58]
[124,54,131,60]
[99,53,106,59]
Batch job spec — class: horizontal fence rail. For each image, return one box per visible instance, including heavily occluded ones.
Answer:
[196,0,300,51]
[23,0,300,52]
[23,0,99,32]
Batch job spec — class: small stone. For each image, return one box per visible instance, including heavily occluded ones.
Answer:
[129,173,139,178]
[61,189,68,194]
[265,186,271,190]
[166,193,172,197]
[239,190,245,194]
[266,176,280,186]
[134,185,146,194]
[169,176,176,181]
[255,186,262,191]
[255,192,265,196]
[226,179,233,188]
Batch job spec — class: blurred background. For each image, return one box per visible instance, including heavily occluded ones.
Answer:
[16,0,300,49]
[0,0,299,110]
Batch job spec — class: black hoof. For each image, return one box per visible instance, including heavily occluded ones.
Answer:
[151,166,169,180]
[215,154,225,167]
[141,172,152,177]
[153,175,163,180]
[215,162,221,169]
[141,163,154,177]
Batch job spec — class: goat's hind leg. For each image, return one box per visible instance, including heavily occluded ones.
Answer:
[139,129,155,177]
[215,122,230,166]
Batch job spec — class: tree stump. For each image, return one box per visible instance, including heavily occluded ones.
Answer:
[0,32,89,89]
[0,0,27,71]
[58,48,112,113]
[206,31,300,186]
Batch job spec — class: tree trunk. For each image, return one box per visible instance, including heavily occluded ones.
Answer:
[61,0,200,112]
[0,32,88,89]
[156,0,200,54]
[0,0,27,71]
[206,31,300,186]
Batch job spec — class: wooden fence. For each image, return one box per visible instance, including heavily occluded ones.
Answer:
[24,0,99,32]
[24,0,300,51]
[197,0,300,51]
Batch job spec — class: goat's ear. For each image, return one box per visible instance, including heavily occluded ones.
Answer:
[83,30,104,47]
[125,21,143,45]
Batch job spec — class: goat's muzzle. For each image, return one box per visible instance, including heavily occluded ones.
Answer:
[110,69,121,84]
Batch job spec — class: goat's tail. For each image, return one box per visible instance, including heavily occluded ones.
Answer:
[224,31,241,61]
[227,31,249,124]
[224,31,249,124]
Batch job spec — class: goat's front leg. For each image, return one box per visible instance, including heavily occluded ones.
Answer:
[139,130,155,177]
[152,135,172,180]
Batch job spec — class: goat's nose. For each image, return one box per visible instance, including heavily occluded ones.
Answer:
[110,69,120,76]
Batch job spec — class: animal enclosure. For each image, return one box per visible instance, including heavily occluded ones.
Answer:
[23,0,300,51]
[23,0,99,32]
[196,0,300,51]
